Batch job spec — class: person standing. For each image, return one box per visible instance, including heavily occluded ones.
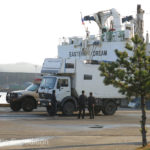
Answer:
[51,90,57,116]
[88,92,95,119]
[78,90,87,119]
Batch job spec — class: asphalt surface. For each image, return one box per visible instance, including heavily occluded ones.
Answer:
[0,107,150,150]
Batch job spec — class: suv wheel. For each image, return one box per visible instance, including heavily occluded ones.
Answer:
[10,101,21,111]
[22,99,35,112]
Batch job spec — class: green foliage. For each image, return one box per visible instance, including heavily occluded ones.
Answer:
[99,35,150,98]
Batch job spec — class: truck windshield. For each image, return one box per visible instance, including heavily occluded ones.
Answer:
[40,77,56,89]
[25,83,39,91]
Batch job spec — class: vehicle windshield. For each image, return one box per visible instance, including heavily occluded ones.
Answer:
[25,83,40,91]
[40,77,56,89]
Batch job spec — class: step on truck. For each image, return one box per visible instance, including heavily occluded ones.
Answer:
[6,78,41,112]
[38,58,126,116]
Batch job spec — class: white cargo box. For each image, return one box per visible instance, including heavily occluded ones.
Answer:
[41,58,75,74]
[41,58,62,74]
[74,60,126,99]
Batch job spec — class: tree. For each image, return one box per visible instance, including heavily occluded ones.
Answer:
[99,35,150,147]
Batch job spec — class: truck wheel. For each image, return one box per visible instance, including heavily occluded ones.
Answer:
[94,106,101,115]
[102,101,117,115]
[63,101,75,115]
[22,99,35,112]
[10,101,21,112]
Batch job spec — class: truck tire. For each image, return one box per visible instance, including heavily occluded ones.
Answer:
[102,101,117,115]
[94,106,101,115]
[22,99,35,112]
[62,101,75,115]
[10,101,21,112]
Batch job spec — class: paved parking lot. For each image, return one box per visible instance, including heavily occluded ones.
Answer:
[0,107,150,150]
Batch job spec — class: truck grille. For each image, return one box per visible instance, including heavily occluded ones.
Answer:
[10,93,18,99]
[39,93,51,99]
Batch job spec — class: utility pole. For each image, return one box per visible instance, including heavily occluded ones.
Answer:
[135,5,144,40]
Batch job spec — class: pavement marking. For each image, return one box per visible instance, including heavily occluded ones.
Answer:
[0,136,53,147]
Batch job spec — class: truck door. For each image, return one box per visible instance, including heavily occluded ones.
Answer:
[56,78,71,102]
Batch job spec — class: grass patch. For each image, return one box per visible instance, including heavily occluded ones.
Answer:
[137,144,150,150]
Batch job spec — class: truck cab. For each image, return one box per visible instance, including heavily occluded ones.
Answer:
[39,75,77,115]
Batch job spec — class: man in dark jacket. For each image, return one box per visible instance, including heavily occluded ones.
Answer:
[88,92,95,119]
[51,90,57,116]
[78,90,87,119]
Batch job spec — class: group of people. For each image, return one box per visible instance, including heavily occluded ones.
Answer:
[50,90,96,119]
[78,90,95,119]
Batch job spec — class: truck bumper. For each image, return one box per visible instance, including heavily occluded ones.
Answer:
[39,99,51,107]
[6,93,19,103]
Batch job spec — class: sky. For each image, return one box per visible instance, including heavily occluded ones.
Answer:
[0,0,150,66]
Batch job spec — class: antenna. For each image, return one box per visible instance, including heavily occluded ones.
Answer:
[135,4,144,40]
[80,12,89,37]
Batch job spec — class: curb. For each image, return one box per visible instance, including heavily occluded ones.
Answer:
[0,104,10,107]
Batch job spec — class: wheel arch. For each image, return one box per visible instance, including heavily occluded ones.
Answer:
[102,99,118,106]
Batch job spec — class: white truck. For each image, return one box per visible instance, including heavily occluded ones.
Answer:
[38,58,125,115]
